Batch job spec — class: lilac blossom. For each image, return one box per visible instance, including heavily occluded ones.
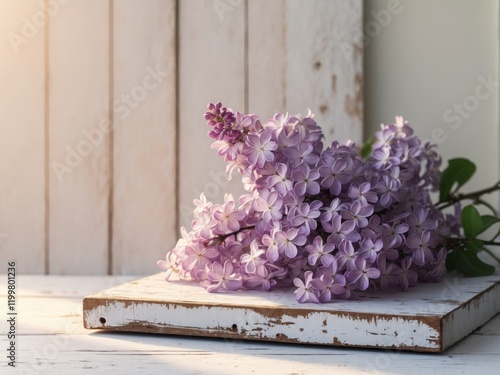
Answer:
[204,261,243,293]
[267,163,293,194]
[275,228,307,258]
[254,189,283,222]
[159,102,453,304]
[293,271,319,303]
[246,130,278,167]
[289,201,322,233]
[292,164,320,196]
[318,158,351,195]
[213,200,246,234]
[306,236,335,267]
[240,241,266,274]
[346,257,381,291]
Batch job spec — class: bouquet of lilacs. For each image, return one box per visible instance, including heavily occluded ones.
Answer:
[158,103,500,303]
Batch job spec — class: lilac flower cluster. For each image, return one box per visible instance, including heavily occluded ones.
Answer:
[158,103,451,303]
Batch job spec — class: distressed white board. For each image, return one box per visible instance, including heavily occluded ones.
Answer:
[178,0,247,229]
[112,0,177,275]
[48,0,109,274]
[0,1,46,273]
[249,0,364,146]
[2,275,499,374]
[84,271,500,352]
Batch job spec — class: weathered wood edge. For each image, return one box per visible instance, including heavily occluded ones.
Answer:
[82,273,500,353]
[83,296,442,352]
[441,281,500,351]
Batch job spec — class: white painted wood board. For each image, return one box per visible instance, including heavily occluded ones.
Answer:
[1,275,499,374]
[48,0,110,274]
[0,1,46,273]
[83,271,500,352]
[112,0,177,275]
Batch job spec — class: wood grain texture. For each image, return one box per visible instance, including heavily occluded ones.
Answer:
[48,0,110,274]
[83,271,500,352]
[0,1,46,273]
[249,0,363,145]
[248,0,363,144]
[178,0,247,229]
[248,0,286,117]
[285,0,363,145]
[112,0,177,275]
[1,275,499,374]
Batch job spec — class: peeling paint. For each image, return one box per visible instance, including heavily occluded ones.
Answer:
[83,272,500,352]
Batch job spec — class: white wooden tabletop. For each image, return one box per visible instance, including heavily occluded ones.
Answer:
[1,275,499,375]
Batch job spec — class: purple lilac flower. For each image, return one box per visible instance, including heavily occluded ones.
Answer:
[310,265,346,303]
[318,158,351,195]
[323,215,361,245]
[284,141,319,166]
[292,164,320,196]
[240,241,266,274]
[358,237,383,263]
[405,230,435,266]
[181,244,219,273]
[159,103,452,304]
[305,236,335,267]
[341,201,374,228]
[290,201,322,233]
[246,130,278,167]
[377,254,400,289]
[348,182,377,204]
[397,257,418,290]
[254,189,283,222]
[267,163,293,194]
[275,228,307,258]
[293,271,319,303]
[205,261,243,293]
[213,201,246,234]
[406,207,438,235]
[346,257,381,291]
[243,265,275,291]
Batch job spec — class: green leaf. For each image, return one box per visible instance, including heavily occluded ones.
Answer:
[360,137,375,159]
[465,239,484,254]
[477,215,500,236]
[455,249,495,277]
[461,205,483,238]
[439,158,476,201]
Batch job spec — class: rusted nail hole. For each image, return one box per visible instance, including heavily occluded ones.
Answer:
[99,317,106,324]
[231,324,238,332]
[319,104,329,113]
[314,60,322,70]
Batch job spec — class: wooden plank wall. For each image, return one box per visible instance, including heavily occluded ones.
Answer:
[0,0,362,275]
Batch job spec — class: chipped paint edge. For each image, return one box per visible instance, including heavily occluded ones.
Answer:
[83,297,441,352]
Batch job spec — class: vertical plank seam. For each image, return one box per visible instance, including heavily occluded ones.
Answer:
[108,0,114,275]
[244,0,249,113]
[281,0,286,111]
[361,0,367,141]
[44,0,50,275]
[174,0,180,236]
